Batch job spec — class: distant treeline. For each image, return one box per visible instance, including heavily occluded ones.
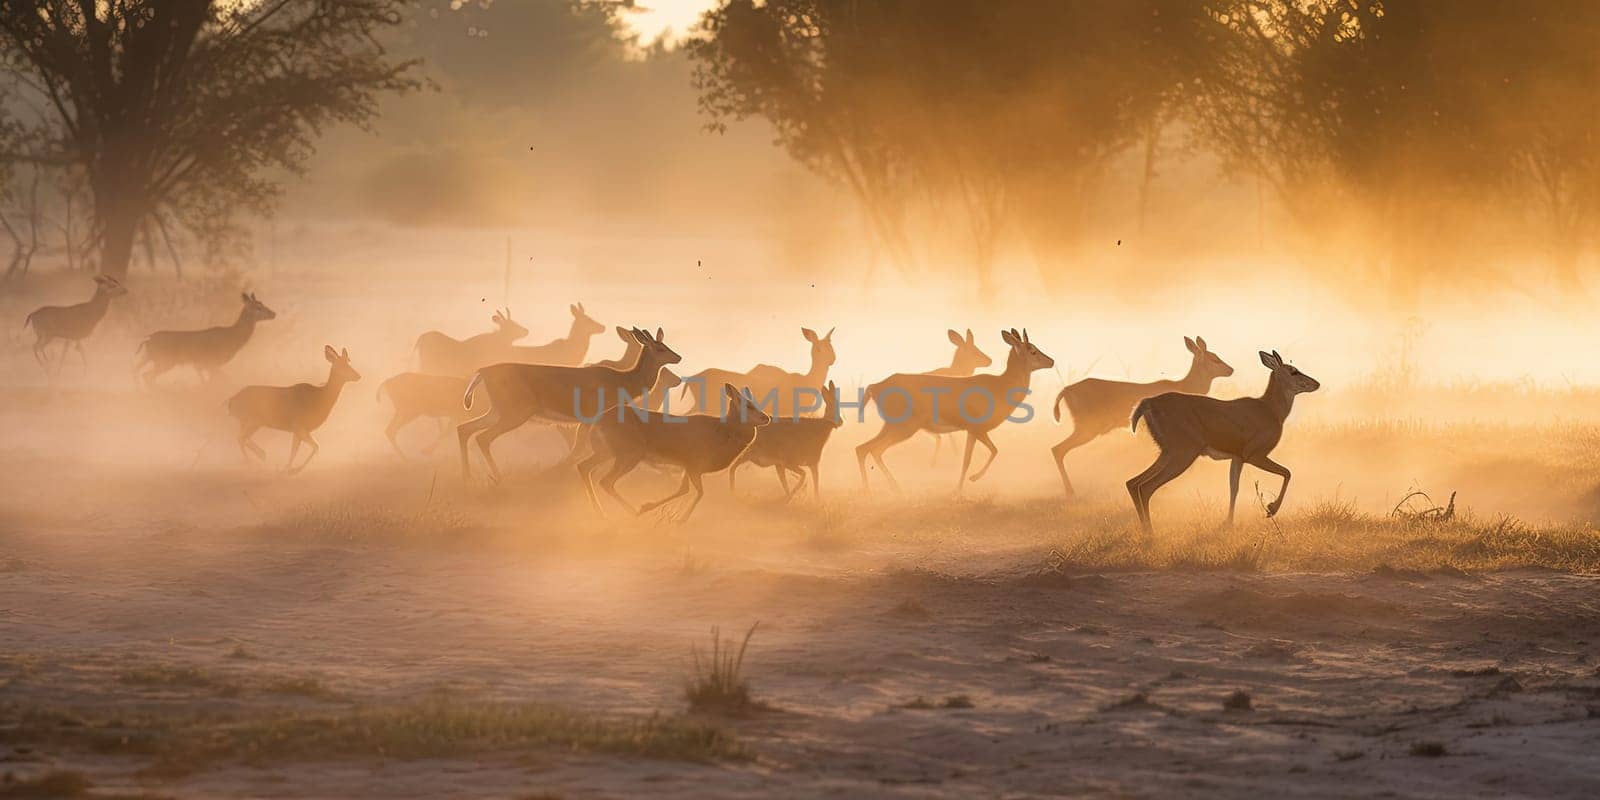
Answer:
[690,0,1600,302]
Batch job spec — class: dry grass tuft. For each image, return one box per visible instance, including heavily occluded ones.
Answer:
[685,623,763,715]
[1409,741,1447,758]
[1222,690,1253,711]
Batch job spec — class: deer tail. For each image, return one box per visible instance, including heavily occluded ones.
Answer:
[23,310,36,330]
[1130,398,1152,433]
[1052,388,1069,422]
[463,370,484,411]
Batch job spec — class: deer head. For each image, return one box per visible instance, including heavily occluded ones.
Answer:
[570,302,605,338]
[948,327,991,371]
[628,326,681,370]
[240,292,277,321]
[491,308,529,340]
[1260,350,1319,394]
[722,384,773,427]
[1185,335,1233,379]
[324,345,361,383]
[801,326,837,369]
[93,274,128,298]
[1000,328,1053,372]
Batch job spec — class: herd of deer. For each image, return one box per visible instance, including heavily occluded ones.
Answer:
[21,275,1321,532]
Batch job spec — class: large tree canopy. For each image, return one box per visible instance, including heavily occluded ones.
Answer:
[0,0,418,279]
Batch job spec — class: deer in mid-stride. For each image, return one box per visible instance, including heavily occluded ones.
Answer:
[137,292,276,385]
[228,346,362,474]
[1050,336,1232,497]
[682,327,835,418]
[1127,350,1319,534]
[414,308,528,377]
[729,380,843,501]
[502,302,606,366]
[376,372,470,458]
[23,274,127,372]
[458,327,681,482]
[858,328,1054,494]
[924,328,991,463]
[578,383,772,521]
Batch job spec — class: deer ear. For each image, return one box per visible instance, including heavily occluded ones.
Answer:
[824,326,835,340]
[1195,336,1207,352]
[722,383,742,406]
[341,347,349,360]
[655,327,664,342]
[570,304,580,316]
[948,329,963,346]
[1259,351,1280,369]
[1022,328,1030,343]
[241,292,251,303]
[1185,337,1197,354]
[323,345,337,362]
[615,326,629,341]
[1001,329,1017,347]
[965,328,976,344]
[629,327,651,345]
[801,327,818,343]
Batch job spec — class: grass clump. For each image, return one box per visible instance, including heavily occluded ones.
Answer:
[685,623,762,715]
[1222,690,1253,711]
[1409,741,1447,758]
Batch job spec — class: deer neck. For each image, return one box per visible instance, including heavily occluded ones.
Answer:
[1176,359,1215,394]
[315,369,353,414]
[565,319,599,358]
[1260,373,1297,422]
[85,290,114,321]
[806,352,831,384]
[998,351,1034,389]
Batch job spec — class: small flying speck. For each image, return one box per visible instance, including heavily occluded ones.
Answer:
[1117,240,1122,246]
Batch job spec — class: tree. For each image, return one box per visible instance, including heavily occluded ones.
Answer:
[0,0,419,280]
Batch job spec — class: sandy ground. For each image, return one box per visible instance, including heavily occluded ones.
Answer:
[5,444,1600,799]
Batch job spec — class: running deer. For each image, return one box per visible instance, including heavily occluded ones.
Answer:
[23,274,127,371]
[682,327,835,418]
[138,292,277,385]
[414,309,528,377]
[502,302,606,366]
[857,328,1054,493]
[1127,350,1319,534]
[577,383,772,521]
[590,326,641,369]
[924,328,992,462]
[1050,336,1233,496]
[729,381,843,501]
[227,345,362,474]
[376,372,470,458]
[457,327,681,481]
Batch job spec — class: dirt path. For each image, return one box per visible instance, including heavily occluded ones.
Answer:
[5,501,1600,798]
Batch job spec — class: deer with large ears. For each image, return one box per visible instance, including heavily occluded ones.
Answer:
[23,274,127,372]
[923,328,992,462]
[729,380,845,500]
[682,326,836,418]
[227,346,362,474]
[457,326,681,482]
[578,383,773,522]
[1127,350,1319,534]
[1050,336,1233,497]
[502,303,607,366]
[857,328,1054,494]
[138,292,277,385]
[414,308,528,377]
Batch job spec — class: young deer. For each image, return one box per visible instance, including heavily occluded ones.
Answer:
[502,302,606,366]
[1050,336,1233,496]
[457,327,681,481]
[376,372,470,458]
[682,327,835,418]
[589,325,641,369]
[578,383,772,521]
[924,328,992,462]
[857,328,1054,493]
[138,292,277,385]
[414,309,528,377]
[23,274,127,371]
[1127,350,1319,534]
[729,380,843,500]
[228,346,362,474]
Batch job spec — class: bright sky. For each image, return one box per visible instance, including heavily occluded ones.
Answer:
[615,0,719,49]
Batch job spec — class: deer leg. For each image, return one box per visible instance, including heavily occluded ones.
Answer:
[421,416,450,456]
[856,424,915,493]
[1050,427,1097,498]
[576,449,610,515]
[142,361,173,388]
[808,463,820,500]
[967,430,1000,482]
[1135,452,1199,534]
[237,424,265,463]
[555,424,591,466]
[1126,456,1169,533]
[957,433,978,493]
[1227,458,1244,526]
[73,340,87,369]
[727,454,746,493]
[673,472,707,523]
[774,465,792,497]
[456,408,499,478]
[597,453,642,516]
[1248,455,1292,517]
[929,432,942,466]
[287,433,321,475]
[639,471,694,516]
[474,414,528,484]
[31,335,47,367]
[285,434,302,472]
[385,411,418,459]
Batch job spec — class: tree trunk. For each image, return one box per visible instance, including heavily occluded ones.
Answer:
[95,198,142,280]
